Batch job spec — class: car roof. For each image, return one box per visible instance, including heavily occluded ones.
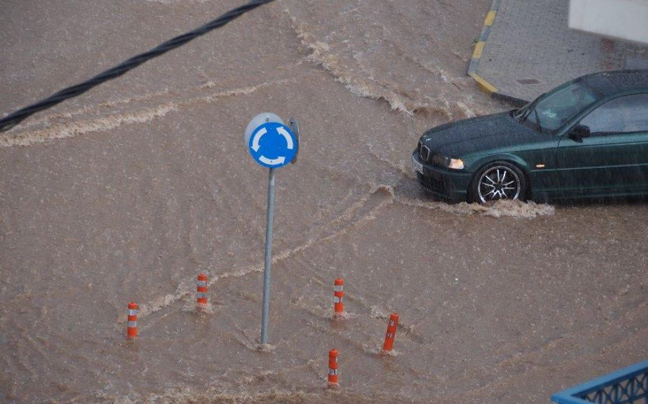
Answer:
[581,69,648,97]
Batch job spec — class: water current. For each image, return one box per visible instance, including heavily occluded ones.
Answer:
[1,0,647,403]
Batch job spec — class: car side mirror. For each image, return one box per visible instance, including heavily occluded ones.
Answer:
[569,124,590,142]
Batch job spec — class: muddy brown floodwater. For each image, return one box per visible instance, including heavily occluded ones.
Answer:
[1,0,647,403]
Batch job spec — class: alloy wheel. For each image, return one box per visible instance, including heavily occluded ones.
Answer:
[477,165,521,203]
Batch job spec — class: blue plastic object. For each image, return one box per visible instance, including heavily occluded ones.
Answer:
[552,360,648,404]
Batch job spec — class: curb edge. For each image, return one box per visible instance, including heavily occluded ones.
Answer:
[467,0,500,96]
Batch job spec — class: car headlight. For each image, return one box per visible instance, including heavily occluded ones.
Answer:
[431,154,464,170]
[448,158,465,170]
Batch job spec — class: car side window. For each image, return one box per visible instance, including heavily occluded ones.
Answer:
[580,94,648,134]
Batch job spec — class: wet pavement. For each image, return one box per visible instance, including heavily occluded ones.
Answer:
[470,0,646,103]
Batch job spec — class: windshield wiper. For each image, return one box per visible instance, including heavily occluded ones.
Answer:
[515,93,546,123]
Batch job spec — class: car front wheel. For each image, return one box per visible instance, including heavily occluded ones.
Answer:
[469,162,527,204]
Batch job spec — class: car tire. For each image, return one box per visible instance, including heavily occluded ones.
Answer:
[468,162,528,204]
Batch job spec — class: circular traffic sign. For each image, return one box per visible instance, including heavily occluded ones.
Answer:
[248,122,298,169]
[244,113,283,146]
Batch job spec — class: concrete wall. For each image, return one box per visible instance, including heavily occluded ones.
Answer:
[569,0,648,45]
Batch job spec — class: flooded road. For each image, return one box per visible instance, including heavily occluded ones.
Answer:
[1,0,647,403]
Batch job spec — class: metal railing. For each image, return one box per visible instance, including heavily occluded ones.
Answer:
[552,360,648,404]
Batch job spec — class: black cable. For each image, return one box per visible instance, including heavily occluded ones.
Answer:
[0,0,275,133]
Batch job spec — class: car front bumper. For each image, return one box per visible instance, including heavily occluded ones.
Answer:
[411,151,473,202]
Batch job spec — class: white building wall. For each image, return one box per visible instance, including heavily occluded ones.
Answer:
[569,0,648,45]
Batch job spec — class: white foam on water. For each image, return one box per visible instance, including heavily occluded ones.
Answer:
[333,311,356,321]
[1,103,178,147]
[255,343,277,353]
[396,196,555,219]
[381,349,399,357]
[182,301,218,315]
[456,101,477,118]
[286,9,453,119]
[369,305,391,320]
[231,333,277,353]
[1,79,295,147]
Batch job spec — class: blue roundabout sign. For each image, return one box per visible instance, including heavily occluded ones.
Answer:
[247,122,298,169]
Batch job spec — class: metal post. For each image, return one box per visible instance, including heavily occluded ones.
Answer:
[260,167,276,344]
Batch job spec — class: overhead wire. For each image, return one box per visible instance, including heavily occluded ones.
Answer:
[0,0,275,133]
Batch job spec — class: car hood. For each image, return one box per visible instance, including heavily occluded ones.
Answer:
[420,112,542,156]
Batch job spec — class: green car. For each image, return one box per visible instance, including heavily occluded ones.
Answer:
[412,70,648,203]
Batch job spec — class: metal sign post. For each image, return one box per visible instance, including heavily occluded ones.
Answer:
[260,167,275,344]
[244,113,299,345]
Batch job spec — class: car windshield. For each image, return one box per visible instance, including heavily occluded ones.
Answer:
[516,80,601,134]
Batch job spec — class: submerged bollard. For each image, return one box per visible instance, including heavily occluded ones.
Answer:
[334,278,344,317]
[197,274,208,309]
[328,349,339,387]
[382,313,399,352]
[127,302,139,339]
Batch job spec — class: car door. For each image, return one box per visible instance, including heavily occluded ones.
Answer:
[555,93,648,196]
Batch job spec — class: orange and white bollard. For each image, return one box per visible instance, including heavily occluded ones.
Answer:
[333,278,344,317]
[328,349,339,387]
[382,313,399,352]
[197,274,208,309]
[127,302,139,339]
